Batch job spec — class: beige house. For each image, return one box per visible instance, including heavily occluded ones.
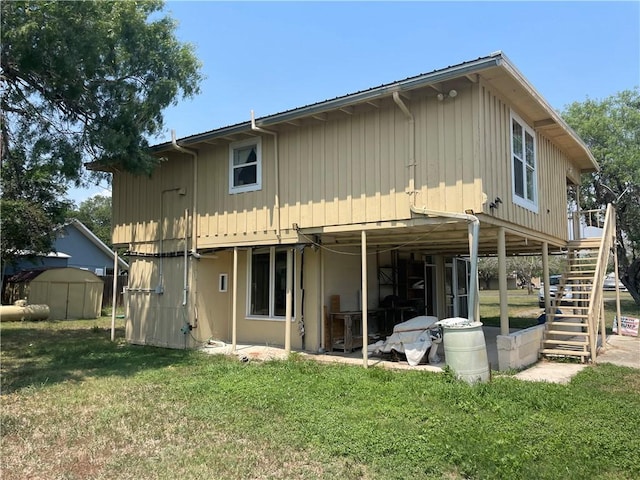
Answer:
[98,52,613,369]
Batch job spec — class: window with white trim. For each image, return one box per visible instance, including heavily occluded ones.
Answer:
[510,112,538,212]
[248,247,295,319]
[229,137,262,194]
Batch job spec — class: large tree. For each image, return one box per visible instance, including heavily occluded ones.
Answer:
[71,195,113,248]
[562,88,640,304]
[1,1,202,268]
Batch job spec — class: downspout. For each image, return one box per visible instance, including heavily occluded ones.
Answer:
[171,130,198,254]
[171,131,199,337]
[183,208,188,306]
[250,110,281,240]
[392,92,480,322]
[392,92,416,200]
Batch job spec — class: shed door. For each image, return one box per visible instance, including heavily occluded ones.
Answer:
[49,283,69,319]
[67,283,86,319]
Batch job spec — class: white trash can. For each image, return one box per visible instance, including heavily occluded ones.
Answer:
[439,318,490,383]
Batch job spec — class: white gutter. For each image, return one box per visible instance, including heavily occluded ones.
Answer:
[171,130,199,253]
[409,205,480,323]
[182,208,189,306]
[250,110,281,240]
[392,92,416,201]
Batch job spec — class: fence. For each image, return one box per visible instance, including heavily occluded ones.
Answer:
[102,275,128,309]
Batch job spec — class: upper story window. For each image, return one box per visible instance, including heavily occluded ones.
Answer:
[510,111,538,212]
[229,137,262,194]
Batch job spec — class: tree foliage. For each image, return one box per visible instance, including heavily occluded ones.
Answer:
[477,257,499,290]
[70,195,113,248]
[1,0,201,179]
[562,88,640,304]
[1,1,202,267]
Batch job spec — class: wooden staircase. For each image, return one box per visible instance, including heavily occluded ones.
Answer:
[540,205,617,363]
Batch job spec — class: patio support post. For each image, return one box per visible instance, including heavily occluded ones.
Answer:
[498,227,509,335]
[232,247,238,352]
[285,248,293,354]
[542,242,550,315]
[361,230,369,368]
[612,213,622,335]
[320,248,326,351]
[111,251,118,342]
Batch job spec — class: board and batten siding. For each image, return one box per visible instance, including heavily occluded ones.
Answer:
[113,155,192,249]
[112,82,574,249]
[478,81,572,241]
[194,85,484,247]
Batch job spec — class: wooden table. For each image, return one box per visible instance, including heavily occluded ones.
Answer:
[329,311,364,352]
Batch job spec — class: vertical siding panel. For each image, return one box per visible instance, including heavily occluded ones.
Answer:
[350,117,363,223]
[365,111,380,222]
[299,127,311,227]
[394,107,408,218]
[379,109,393,220]
[324,121,339,225]
[425,97,439,208]
[444,102,458,211]
[338,118,351,225]
[311,125,325,226]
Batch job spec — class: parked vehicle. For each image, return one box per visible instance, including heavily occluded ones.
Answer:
[603,272,627,291]
[538,275,573,307]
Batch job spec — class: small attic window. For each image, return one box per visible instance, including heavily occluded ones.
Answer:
[229,137,262,194]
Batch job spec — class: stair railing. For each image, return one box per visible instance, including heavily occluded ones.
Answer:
[586,204,616,362]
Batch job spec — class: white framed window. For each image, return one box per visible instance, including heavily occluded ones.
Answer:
[247,247,295,320]
[229,137,262,194]
[510,111,538,212]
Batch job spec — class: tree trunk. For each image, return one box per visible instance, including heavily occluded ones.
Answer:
[621,257,640,306]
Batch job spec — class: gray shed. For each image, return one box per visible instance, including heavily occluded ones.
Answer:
[6,267,104,319]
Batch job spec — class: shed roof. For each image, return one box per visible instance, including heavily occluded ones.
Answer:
[148,51,597,172]
[7,267,104,284]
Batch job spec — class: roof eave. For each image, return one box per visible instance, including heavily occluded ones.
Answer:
[152,54,504,153]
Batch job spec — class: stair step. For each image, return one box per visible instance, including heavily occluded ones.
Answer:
[543,339,589,347]
[547,321,587,328]
[552,313,591,319]
[569,239,601,248]
[546,330,590,336]
[541,348,591,357]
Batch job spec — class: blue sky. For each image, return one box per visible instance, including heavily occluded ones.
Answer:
[72,0,640,203]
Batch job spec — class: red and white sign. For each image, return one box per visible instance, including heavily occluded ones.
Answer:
[613,316,639,337]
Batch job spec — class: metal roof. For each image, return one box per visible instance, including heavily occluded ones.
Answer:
[147,51,596,172]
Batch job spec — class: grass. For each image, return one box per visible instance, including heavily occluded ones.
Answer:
[2,317,640,479]
[479,289,640,331]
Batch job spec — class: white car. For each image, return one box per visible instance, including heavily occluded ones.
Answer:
[538,275,573,307]
[603,273,627,291]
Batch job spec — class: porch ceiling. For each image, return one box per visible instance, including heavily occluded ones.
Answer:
[304,217,566,257]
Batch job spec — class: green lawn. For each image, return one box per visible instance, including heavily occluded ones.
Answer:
[479,289,639,331]
[2,317,639,479]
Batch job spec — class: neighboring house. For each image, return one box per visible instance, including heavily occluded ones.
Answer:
[6,219,128,276]
[95,52,607,368]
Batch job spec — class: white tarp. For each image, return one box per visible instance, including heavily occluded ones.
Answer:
[369,315,442,366]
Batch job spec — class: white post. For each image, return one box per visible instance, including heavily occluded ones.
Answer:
[285,248,293,354]
[111,251,118,342]
[361,230,368,368]
[612,214,622,335]
[498,227,509,336]
[542,242,551,315]
[232,247,238,352]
